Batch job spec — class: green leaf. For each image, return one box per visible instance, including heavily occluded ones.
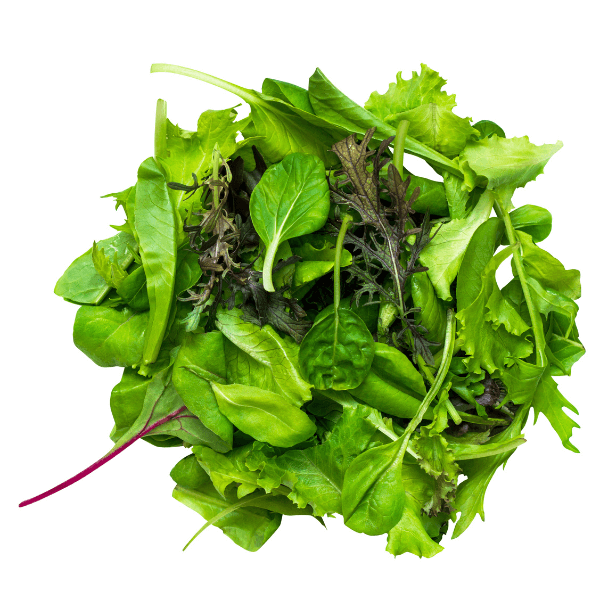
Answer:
[134,157,178,367]
[171,456,281,552]
[216,307,312,406]
[547,335,586,376]
[151,64,341,165]
[290,238,352,287]
[250,153,330,291]
[456,246,533,374]
[452,410,527,538]
[418,189,495,300]
[342,437,405,536]
[298,307,374,390]
[500,359,545,406]
[457,135,563,201]
[73,306,149,368]
[366,64,457,116]
[91,242,128,288]
[211,383,317,448]
[410,271,447,344]
[365,64,477,157]
[109,367,150,442]
[507,204,552,243]
[443,172,470,220]
[386,464,446,558]
[472,120,505,139]
[532,370,579,452]
[246,403,381,516]
[262,79,315,114]
[518,231,581,300]
[456,217,505,312]
[159,108,239,214]
[116,265,149,312]
[351,343,428,419]
[172,332,233,449]
[55,232,136,305]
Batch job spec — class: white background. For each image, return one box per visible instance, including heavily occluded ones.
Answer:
[3,1,599,598]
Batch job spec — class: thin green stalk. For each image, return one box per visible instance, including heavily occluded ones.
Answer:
[495,198,547,367]
[399,309,456,455]
[334,215,353,310]
[182,490,268,551]
[154,99,168,160]
[151,63,255,105]
[392,120,410,176]
[417,355,461,425]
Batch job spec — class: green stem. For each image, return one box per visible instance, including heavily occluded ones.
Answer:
[182,490,268,551]
[392,120,409,176]
[495,199,547,367]
[399,310,456,455]
[154,99,168,160]
[151,63,256,105]
[334,215,353,311]
[262,241,279,293]
[417,351,461,425]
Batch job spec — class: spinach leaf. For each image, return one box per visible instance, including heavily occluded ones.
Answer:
[171,455,281,552]
[216,307,312,406]
[342,437,406,536]
[73,305,149,368]
[211,383,317,448]
[299,215,374,390]
[55,232,136,305]
[134,157,178,368]
[351,343,428,419]
[250,153,330,291]
[172,331,233,449]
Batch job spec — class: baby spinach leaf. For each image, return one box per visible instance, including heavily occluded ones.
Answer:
[299,214,374,390]
[351,343,428,419]
[211,383,317,448]
[299,308,374,390]
[172,332,233,450]
[250,153,330,292]
[506,204,552,243]
[116,265,149,312]
[216,307,311,406]
[410,271,447,344]
[55,232,136,305]
[73,305,149,368]
[171,456,281,552]
[109,367,150,442]
[135,157,178,368]
[342,437,405,536]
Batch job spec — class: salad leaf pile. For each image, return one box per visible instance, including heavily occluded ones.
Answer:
[20,63,583,558]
